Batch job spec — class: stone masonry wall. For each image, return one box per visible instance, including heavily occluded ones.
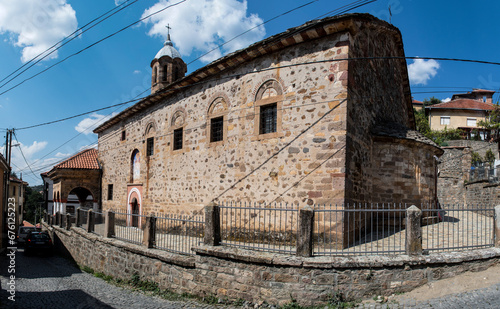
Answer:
[46,223,500,306]
[99,31,350,216]
[371,140,437,205]
[345,20,417,205]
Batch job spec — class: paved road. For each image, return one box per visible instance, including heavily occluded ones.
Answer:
[0,248,215,309]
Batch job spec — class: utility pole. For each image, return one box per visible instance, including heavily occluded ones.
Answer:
[3,129,13,248]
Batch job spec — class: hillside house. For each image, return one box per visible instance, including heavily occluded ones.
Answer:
[427,89,497,140]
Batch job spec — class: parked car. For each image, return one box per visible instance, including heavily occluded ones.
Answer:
[17,226,39,245]
[24,231,53,255]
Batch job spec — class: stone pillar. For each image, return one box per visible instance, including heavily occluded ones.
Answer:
[297,205,314,257]
[405,205,422,255]
[65,213,71,231]
[87,209,95,233]
[61,213,66,228]
[494,205,500,247]
[75,208,81,227]
[204,202,221,246]
[143,215,156,248]
[105,211,115,238]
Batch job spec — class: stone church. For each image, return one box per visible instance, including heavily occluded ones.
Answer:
[94,13,442,221]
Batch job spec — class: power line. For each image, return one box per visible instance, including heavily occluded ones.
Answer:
[0,0,188,97]
[0,0,140,89]
[13,131,37,179]
[16,97,144,131]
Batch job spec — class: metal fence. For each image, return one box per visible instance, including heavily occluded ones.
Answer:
[155,214,205,255]
[63,202,496,257]
[314,203,407,256]
[114,211,147,245]
[422,204,495,252]
[219,202,298,254]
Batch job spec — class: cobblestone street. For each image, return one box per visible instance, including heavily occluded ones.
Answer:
[0,249,215,309]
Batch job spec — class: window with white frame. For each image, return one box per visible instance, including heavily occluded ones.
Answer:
[440,116,450,125]
[467,118,477,127]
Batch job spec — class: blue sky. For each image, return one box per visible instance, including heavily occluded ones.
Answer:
[0,0,499,186]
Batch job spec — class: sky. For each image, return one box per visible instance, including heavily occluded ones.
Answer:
[0,0,499,186]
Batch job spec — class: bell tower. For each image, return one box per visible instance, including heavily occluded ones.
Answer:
[150,26,187,94]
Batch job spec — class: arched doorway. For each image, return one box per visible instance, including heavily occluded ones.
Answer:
[131,198,139,227]
[127,187,142,228]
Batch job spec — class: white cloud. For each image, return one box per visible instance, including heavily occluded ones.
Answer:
[408,59,440,85]
[133,70,141,74]
[142,0,265,63]
[442,97,451,103]
[0,0,78,63]
[115,0,127,5]
[75,112,118,135]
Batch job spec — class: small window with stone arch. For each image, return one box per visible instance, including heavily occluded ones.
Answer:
[173,128,183,150]
[146,137,154,156]
[254,80,283,138]
[107,184,113,200]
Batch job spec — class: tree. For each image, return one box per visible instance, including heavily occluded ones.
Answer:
[485,149,495,165]
[423,96,441,106]
[471,151,483,166]
[24,186,44,224]
[478,105,500,141]
[414,108,430,135]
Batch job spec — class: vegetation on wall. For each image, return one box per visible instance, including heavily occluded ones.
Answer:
[414,105,462,146]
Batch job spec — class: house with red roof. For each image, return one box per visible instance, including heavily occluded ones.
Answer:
[426,89,497,140]
[42,148,101,216]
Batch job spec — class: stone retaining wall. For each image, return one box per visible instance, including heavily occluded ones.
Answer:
[44,223,500,306]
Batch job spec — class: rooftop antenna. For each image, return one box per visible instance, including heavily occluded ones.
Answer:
[388,5,392,24]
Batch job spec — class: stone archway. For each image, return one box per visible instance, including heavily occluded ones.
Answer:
[67,187,95,214]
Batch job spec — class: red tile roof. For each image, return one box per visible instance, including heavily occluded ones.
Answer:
[54,148,99,170]
[412,99,423,104]
[426,99,496,111]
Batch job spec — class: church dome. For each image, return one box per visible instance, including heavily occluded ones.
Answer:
[154,35,182,60]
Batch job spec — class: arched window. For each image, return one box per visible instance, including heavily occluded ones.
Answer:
[162,65,168,82]
[131,149,140,183]
[174,66,179,81]
[145,122,156,157]
[208,96,228,144]
[171,110,185,151]
[254,80,283,138]
[152,66,158,84]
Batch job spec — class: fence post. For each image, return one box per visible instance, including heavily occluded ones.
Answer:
[297,205,314,257]
[406,205,422,255]
[55,212,60,226]
[494,205,500,247]
[105,211,115,238]
[204,202,221,246]
[143,215,156,248]
[87,209,95,233]
[65,213,71,231]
